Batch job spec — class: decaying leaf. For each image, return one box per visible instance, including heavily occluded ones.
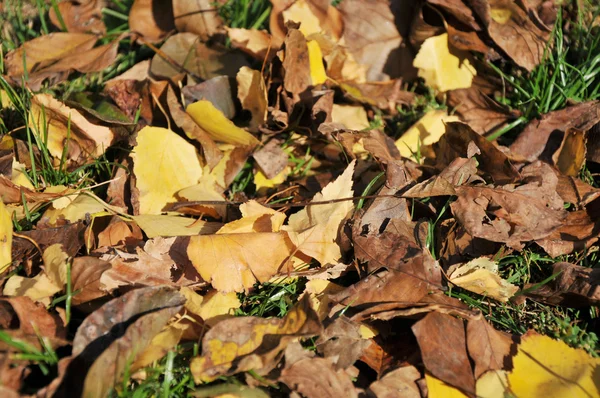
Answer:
[280,357,360,398]
[190,295,321,382]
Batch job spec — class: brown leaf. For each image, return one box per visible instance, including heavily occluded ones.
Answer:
[283,29,312,96]
[183,76,235,119]
[525,262,600,307]
[367,365,421,398]
[470,0,550,71]
[70,257,111,306]
[172,0,224,40]
[54,286,185,398]
[253,140,288,179]
[237,66,269,132]
[536,208,600,257]
[451,185,567,248]
[315,316,370,370]
[427,0,481,30]
[510,101,600,162]
[340,80,415,112]
[49,0,106,34]
[442,122,520,184]
[466,317,514,379]
[190,295,322,382]
[227,28,274,60]
[412,312,475,395]
[129,0,175,42]
[150,33,249,82]
[447,87,517,135]
[0,296,65,338]
[554,171,600,207]
[338,0,413,81]
[280,357,360,398]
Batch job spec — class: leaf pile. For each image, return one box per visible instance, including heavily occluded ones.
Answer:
[1,0,600,397]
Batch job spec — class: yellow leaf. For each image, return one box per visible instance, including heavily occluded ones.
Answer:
[282,0,322,37]
[395,109,459,159]
[426,373,468,398]
[507,332,600,398]
[176,165,228,219]
[307,40,327,85]
[11,159,34,189]
[254,167,290,194]
[448,257,518,302]
[304,279,344,320]
[331,104,369,130]
[42,244,69,288]
[285,160,355,265]
[4,274,61,306]
[43,192,107,226]
[186,100,259,147]
[0,200,12,274]
[476,370,508,398]
[28,93,115,162]
[183,288,240,327]
[131,215,221,238]
[132,323,186,371]
[237,66,268,132]
[217,200,286,234]
[187,232,295,292]
[413,33,476,92]
[190,295,320,383]
[132,127,203,215]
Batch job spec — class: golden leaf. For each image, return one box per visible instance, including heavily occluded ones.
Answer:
[395,109,459,160]
[448,257,518,302]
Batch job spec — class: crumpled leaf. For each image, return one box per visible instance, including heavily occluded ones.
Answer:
[285,160,355,265]
[131,126,203,214]
[448,257,518,302]
[413,33,476,92]
[190,295,321,382]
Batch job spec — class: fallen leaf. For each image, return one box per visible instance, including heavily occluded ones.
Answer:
[367,366,421,398]
[131,126,203,214]
[172,0,224,40]
[283,29,312,96]
[183,76,236,119]
[187,232,295,292]
[0,200,12,274]
[3,273,61,306]
[190,295,321,382]
[41,192,109,226]
[131,214,221,237]
[395,109,460,160]
[186,100,260,147]
[237,66,268,132]
[28,94,118,164]
[331,104,369,130]
[285,160,355,265]
[181,287,240,327]
[412,312,475,395]
[70,256,111,306]
[413,33,476,92]
[466,317,514,379]
[448,257,518,302]
[507,331,600,397]
[227,28,274,60]
[280,357,360,398]
[253,140,288,179]
[49,0,106,34]
[129,0,175,42]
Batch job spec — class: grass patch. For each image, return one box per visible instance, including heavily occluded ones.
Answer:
[217,0,271,31]
[235,277,307,318]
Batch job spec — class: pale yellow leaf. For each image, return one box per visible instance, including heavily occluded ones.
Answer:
[183,288,240,326]
[476,370,508,398]
[304,279,344,320]
[331,104,369,130]
[236,66,268,132]
[4,274,61,305]
[43,244,69,287]
[132,127,203,215]
[131,215,221,238]
[11,159,34,189]
[132,323,186,371]
[395,109,460,159]
[413,33,476,92]
[254,167,290,194]
[307,40,327,85]
[0,200,12,274]
[186,100,259,147]
[187,232,295,292]
[507,332,600,398]
[449,257,518,302]
[282,0,322,37]
[284,160,355,265]
[43,192,107,226]
[217,200,286,234]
